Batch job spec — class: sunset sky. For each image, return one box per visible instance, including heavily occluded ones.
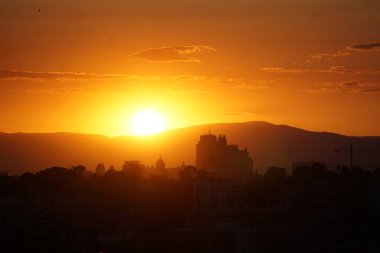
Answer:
[1,0,380,136]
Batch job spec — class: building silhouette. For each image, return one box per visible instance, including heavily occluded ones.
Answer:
[155,155,165,171]
[196,132,253,180]
[122,160,144,174]
[95,163,106,176]
[154,155,167,177]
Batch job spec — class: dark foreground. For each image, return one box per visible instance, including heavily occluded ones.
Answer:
[0,163,379,253]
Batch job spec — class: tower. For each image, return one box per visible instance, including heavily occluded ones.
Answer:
[195,132,218,172]
[195,132,253,181]
[155,155,166,173]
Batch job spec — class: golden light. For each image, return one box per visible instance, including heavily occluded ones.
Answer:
[130,110,166,135]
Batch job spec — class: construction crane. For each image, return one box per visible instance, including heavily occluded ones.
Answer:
[335,144,380,169]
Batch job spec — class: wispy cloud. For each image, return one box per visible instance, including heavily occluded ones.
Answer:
[258,66,380,75]
[130,45,215,63]
[258,67,306,74]
[20,84,211,95]
[169,75,208,81]
[302,81,380,94]
[310,42,380,61]
[232,84,271,90]
[219,78,273,90]
[2,69,276,94]
[0,70,160,81]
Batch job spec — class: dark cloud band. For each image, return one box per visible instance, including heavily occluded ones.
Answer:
[310,41,380,61]
[350,42,380,51]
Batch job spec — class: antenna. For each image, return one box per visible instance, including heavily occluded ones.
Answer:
[335,144,380,169]
[335,144,356,169]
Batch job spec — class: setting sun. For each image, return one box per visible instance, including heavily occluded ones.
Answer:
[130,110,166,136]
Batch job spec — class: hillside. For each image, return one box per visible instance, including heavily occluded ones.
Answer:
[1,122,380,175]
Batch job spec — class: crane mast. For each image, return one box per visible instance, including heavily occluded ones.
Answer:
[335,144,379,169]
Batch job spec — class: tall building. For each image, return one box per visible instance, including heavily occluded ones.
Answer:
[196,132,218,172]
[154,155,167,177]
[155,155,166,171]
[196,132,253,180]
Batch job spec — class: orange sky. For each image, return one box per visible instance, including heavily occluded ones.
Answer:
[1,0,380,136]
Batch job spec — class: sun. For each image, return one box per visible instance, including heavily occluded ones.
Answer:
[130,110,166,135]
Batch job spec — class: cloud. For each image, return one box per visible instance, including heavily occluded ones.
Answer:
[169,75,208,81]
[321,66,380,75]
[130,45,215,63]
[258,66,380,75]
[341,82,359,87]
[219,78,273,90]
[309,51,350,61]
[302,81,380,94]
[350,42,380,51]
[162,75,272,90]
[257,67,306,74]
[0,70,159,81]
[0,70,120,81]
[1,69,274,94]
[325,66,356,75]
[360,87,380,93]
[232,84,270,90]
[24,87,95,94]
[310,42,380,61]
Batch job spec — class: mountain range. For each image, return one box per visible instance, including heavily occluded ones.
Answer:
[1,121,380,175]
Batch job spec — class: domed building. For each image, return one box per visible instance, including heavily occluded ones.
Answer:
[154,155,167,177]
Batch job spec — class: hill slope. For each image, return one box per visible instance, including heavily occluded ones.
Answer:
[1,122,380,175]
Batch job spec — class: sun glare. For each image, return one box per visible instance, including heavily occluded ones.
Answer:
[131,110,166,136]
